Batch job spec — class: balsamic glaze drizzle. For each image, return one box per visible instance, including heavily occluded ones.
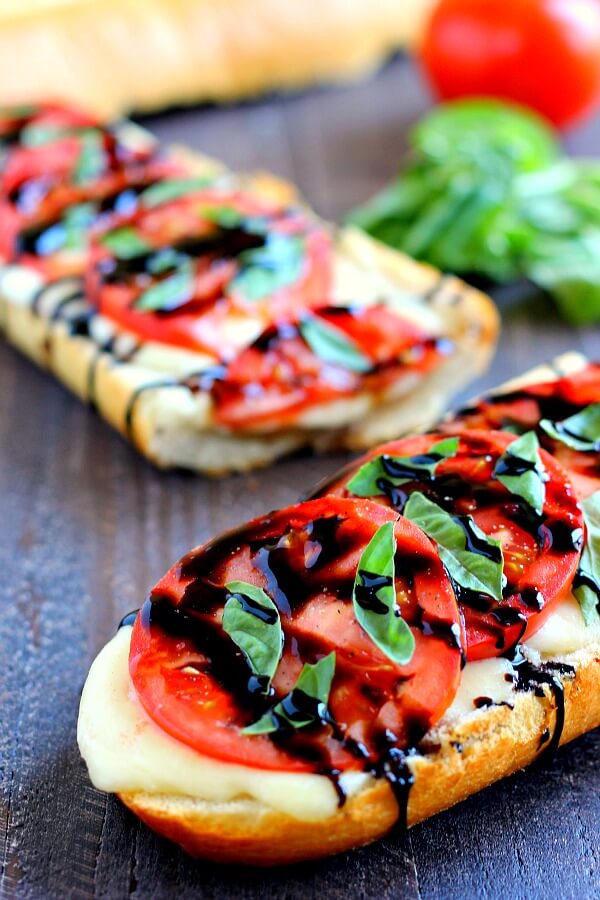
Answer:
[507,646,575,759]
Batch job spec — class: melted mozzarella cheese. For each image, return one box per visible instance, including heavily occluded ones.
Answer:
[77,627,374,822]
[78,592,599,821]
[525,593,600,658]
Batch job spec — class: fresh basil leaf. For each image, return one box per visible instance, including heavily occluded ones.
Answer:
[352,521,415,665]
[540,403,600,452]
[222,581,282,692]
[135,264,195,313]
[243,652,336,735]
[100,226,152,259]
[299,313,372,375]
[200,205,246,229]
[20,123,72,147]
[72,131,106,185]
[230,233,304,301]
[493,431,546,515]
[346,437,459,497]
[140,176,214,208]
[574,492,600,627]
[404,492,504,603]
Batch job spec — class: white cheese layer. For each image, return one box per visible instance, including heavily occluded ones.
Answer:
[77,627,374,822]
[525,593,600,658]
[78,591,596,821]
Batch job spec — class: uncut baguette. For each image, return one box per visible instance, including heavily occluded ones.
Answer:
[0,0,436,118]
[0,156,498,475]
[116,353,600,865]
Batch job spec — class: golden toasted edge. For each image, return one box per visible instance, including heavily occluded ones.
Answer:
[0,0,436,117]
[118,647,600,866]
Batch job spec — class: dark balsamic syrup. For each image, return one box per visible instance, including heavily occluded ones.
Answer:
[118,609,140,629]
[507,646,575,758]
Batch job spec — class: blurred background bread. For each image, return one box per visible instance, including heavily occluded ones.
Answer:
[0,0,435,118]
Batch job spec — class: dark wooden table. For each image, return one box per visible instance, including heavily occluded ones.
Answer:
[1,56,599,900]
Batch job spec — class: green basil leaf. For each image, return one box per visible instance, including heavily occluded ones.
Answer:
[60,203,97,251]
[574,492,600,627]
[540,403,600,452]
[20,123,71,147]
[404,491,504,603]
[493,431,546,515]
[352,521,415,665]
[230,233,304,301]
[100,226,152,259]
[72,131,106,185]
[222,581,283,692]
[346,437,459,497]
[135,264,195,313]
[299,314,372,374]
[243,652,336,735]
[140,176,215,208]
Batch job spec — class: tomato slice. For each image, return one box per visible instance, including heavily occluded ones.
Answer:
[0,106,182,278]
[320,430,584,661]
[129,497,463,773]
[446,364,600,500]
[85,190,332,358]
[210,306,446,429]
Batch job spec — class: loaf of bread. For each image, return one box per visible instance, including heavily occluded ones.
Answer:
[0,106,498,475]
[0,0,435,118]
[78,353,600,864]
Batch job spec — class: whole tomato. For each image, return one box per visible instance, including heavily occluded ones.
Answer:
[420,0,600,129]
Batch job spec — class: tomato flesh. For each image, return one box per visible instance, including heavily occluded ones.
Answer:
[0,105,182,278]
[85,190,332,359]
[320,430,584,660]
[211,307,446,429]
[130,497,463,772]
[420,0,600,129]
[446,364,600,500]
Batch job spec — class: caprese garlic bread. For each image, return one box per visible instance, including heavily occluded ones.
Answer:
[0,103,498,475]
[78,354,600,866]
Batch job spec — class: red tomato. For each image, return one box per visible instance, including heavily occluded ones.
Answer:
[446,363,600,500]
[86,190,332,358]
[420,0,600,128]
[320,430,584,660]
[0,105,182,277]
[129,497,463,772]
[212,307,444,429]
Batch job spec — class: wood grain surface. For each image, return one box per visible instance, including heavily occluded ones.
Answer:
[1,56,599,900]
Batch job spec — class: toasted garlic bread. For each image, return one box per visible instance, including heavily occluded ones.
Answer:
[78,355,600,864]
[0,123,498,475]
[0,0,436,117]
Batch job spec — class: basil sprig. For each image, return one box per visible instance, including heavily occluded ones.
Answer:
[493,431,547,515]
[541,403,600,452]
[73,131,106,185]
[299,313,372,374]
[135,263,195,313]
[140,176,215,208]
[100,226,152,259]
[222,581,283,693]
[347,437,459,497]
[243,652,336,735]
[574,492,600,627]
[230,233,304,301]
[352,521,415,665]
[404,492,504,602]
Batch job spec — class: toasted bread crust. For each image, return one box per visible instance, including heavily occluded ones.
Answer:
[0,0,435,118]
[119,645,600,865]
[0,164,498,475]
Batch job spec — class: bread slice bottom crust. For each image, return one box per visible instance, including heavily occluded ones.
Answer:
[119,643,600,866]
